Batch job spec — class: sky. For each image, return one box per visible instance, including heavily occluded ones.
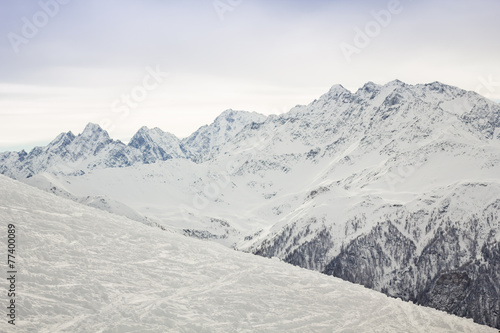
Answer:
[1,0,499,151]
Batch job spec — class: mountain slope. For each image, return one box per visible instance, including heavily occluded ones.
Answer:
[128,126,186,163]
[0,123,142,179]
[180,109,268,161]
[0,175,495,333]
[1,80,499,328]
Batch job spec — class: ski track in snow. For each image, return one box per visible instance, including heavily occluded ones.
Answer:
[0,176,496,333]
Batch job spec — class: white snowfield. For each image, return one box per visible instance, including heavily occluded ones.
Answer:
[0,176,495,333]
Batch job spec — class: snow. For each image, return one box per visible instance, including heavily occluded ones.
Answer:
[0,175,496,333]
[128,126,185,161]
[181,109,267,161]
[1,80,500,328]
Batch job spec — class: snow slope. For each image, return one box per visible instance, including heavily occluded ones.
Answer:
[180,109,268,161]
[0,175,495,333]
[1,80,500,328]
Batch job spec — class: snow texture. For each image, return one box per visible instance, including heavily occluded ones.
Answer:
[0,175,496,333]
[1,80,500,329]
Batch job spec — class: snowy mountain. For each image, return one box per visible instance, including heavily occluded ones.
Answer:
[0,110,266,178]
[1,80,499,329]
[128,126,185,163]
[0,123,142,178]
[0,175,496,332]
[180,109,268,161]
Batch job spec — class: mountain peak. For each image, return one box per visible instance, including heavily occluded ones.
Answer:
[49,131,76,147]
[181,109,267,161]
[217,109,252,120]
[132,126,172,139]
[213,109,267,127]
[385,79,406,88]
[83,122,102,132]
[128,125,184,163]
[328,84,350,95]
[316,84,350,103]
[80,123,109,139]
[357,81,382,94]
[363,81,380,89]
[424,81,450,92]
[220,108,236,116]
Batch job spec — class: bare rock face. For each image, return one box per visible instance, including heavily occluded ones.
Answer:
[417,243,500,329]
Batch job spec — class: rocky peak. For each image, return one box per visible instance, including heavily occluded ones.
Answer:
[79,123,110,141]
[359,81,381,93]
[129,126,184,163]
[48,131,76,149]
[181,109,267,161]
[325,84,350,99]
[386,79,405,87]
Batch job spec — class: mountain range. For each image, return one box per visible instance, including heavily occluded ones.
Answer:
[1,80,499,329]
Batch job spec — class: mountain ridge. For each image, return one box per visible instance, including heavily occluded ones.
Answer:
[1,79,500,329]
[0,109,268,178]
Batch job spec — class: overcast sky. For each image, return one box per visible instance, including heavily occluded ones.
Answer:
[1,0,499,151]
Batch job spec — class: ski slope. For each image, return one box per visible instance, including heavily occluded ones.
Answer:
[0,175,495,332]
